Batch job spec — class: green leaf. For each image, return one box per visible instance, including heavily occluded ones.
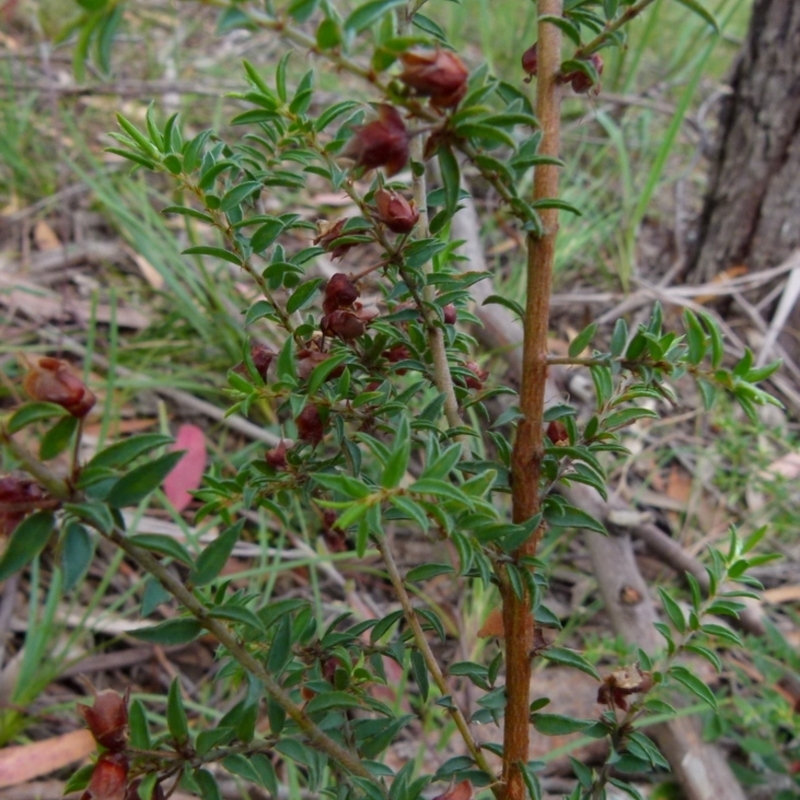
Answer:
[250,219,285,253]
[305,691,365,714]
[410,649,429,701]
[308,352,350,395]
[132,618,204,645]
[287,278,324,314]
[64,500,115,534]
[668,665,718,710]
[389,495,429,532]
[532,713,594,735]
[684,643,722,672]
[381,418,410,489]
[220,181,262,212]
[538,13,581,45]
[62,521,94,591]
[670,0,719,32]
[683,308,706,365]
[530,197,582,215]
[128,699,151,749]
[411,12,446,41]
[313,472,371,498]
[482,294,524,319]
[167,677,189,744]
[543,501,606,534]
[437,145,460,219]
[7,402,67,433]
[658,587,686,634]
[105,451,185,508]
[190,521,245,586]
[344,0,405,34]
[88,434,174,470]
[288,0,320,22]
[568,322,597,357]
[182,246,242,266]
[267,614,292,675]
[0,511,55,581]
[129,533,194,567]
[410,478,472,507]
[543,647,600,680]
[39,414,79,460]
[406,563,454,582]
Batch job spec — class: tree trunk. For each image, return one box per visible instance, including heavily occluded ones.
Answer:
[689,1,800,313]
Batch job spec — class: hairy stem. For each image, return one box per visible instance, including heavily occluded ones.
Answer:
[503,3,563,799]
[105,527,384,793]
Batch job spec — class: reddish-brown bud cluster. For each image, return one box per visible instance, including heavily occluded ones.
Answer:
[23,357,96,418]
[0,475,52,537]
[597,663,653,711]
[521,43,538,82]
[563,53,604,94]
[374,188,419,234]
[296,404,325,446]
[442,304,457,325]
[320,273,377,343]
[342,104,409,176]
[463,361,488,391]
[398,49,469,109]
[265,439,289,470]
[77,689,133,800]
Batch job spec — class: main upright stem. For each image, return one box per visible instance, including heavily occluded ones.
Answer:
[503,4,563,798]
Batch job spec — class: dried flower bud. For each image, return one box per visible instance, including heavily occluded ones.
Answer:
[322,309,366,342]
[77,689,129,752]
[597,663,653,710]
[265,440,289,470]
[234,344,276,382]
[23,357,96,418]
[374,188,419,234]
[314,219,358,261]
[399,50,469,109]
[384,344,411,363]
[564,53,604,94]
[296,404,325,446]
[323,273,360,315]
[463,361,488,390]
[521,43,538,82]
[80,752,129,800]
[546,420,569,445]
[342,104,409,176]
[442,304,457,324]
[432,780,473,800]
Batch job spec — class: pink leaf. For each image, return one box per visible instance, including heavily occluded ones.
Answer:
[163,424,207,512]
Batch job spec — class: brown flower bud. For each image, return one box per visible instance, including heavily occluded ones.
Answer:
[342,104,409,177]
[597,663,652,711]
[296,404,325,446]
[521,43,538,82]
[234,344,276,382]
[463,361,488,390]
[442,304,457,324]
[384,344,411,363]
[564,53,604,94]
[374,188,419,234]
[321,309,366,342]
[80,752,128,800]
[314,219,358,261]
[265,440,289,470]
[23,357,96,418]
[323,273,360,315]
[77,689,129,752]
[546,420,569,445]
[399,50,469,109]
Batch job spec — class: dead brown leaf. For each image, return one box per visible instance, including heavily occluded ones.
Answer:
[0,730,95,788]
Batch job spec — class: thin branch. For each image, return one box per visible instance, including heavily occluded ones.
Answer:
[105,527,385,794]
[575,0,659,59]
[0,428,72,500]
[373,535,497,786]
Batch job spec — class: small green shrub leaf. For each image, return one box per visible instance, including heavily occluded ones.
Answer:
[0,511,55,581]
[105,451,185,508]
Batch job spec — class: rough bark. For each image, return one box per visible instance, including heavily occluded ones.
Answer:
[690,1,800,285]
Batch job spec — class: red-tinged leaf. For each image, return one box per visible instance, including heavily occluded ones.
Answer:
[163,424,207,511]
